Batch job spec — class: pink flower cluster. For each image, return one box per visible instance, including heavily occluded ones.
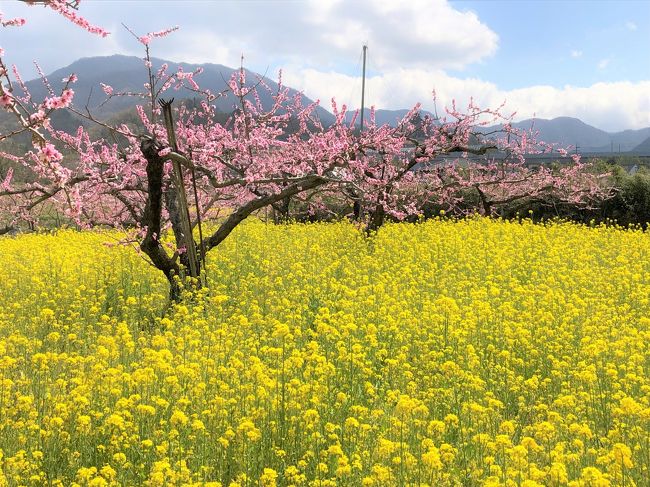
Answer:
[174,68,200,90]
[137,26,179,46]
[0,15,26,28]
[43,89,74,109]
[0,168,12,191]
[29,109,47,125]
[46,0,109,37]
[2,2,106,36]
[37,143,63,163]
[0,93,14,109]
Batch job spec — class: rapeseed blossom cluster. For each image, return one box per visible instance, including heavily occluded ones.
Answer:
[0,219,648,486]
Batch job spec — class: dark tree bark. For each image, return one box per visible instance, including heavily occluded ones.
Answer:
[139,137,182,301]
[366,202,385,234]
[202,175,328,254]
[164,180,200,279]
[271,195,292,223]
[353,199,362,221]
[138,139,330,301]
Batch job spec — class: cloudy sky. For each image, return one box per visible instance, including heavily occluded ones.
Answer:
[1,0,649,131]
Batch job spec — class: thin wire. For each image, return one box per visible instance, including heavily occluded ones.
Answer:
[344,49,363,112]
[364,43,370,118]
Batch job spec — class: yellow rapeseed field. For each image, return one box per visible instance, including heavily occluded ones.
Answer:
[0,218,648,486]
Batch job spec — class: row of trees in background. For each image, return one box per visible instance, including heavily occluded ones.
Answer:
[499,164,650,227]
[278,161,650,228]
[0,1,614,299]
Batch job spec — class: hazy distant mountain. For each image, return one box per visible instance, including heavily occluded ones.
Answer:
[4,55,649,154]
[609,129,650,153]
[355,113,650,153]
[481,117,650,153]
[23,54,335,124]
[633,136,650,152]
[345,108,435,128]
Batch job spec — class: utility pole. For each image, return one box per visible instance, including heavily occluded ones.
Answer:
[353,45,368,221]
[359,44,368,132]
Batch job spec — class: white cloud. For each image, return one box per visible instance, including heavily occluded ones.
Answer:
[158,30,240,68]
[2,0,647,132]
[625,21,638,31]
[299,0,499,70]
[0,0,499,74]
[283,67,650,131]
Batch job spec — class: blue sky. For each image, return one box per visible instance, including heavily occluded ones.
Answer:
[450,0,650,89]
[0,0,648,131]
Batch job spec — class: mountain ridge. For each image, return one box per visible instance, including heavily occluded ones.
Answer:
[480,116,650,153]
[12,55,650,153]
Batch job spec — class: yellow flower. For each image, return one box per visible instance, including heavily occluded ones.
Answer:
[260,468,278,487]
[580,466,610,486]
[170,409,189,427]
[1,220,649,485]
[611,443,633,469]
[112,452,127,465]
[422,446,443,470]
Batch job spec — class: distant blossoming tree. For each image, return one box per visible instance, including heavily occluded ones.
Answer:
[340,99,610,232]
[0,2,612,300]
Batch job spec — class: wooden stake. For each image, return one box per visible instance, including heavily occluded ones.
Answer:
[160,99,199,279]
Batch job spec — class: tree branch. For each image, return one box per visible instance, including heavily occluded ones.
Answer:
[202,174,328,253]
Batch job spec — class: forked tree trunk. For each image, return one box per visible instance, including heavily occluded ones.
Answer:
[271,195,292,223]
[353,199,362,221]
[366,203,385,234]
[139,137,183,302]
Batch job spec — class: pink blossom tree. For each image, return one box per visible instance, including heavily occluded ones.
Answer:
[341,99,612,232]
[271,99,612,231]
[0,0,107,145]
[0,0,107,233]
[0,4,612,300]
